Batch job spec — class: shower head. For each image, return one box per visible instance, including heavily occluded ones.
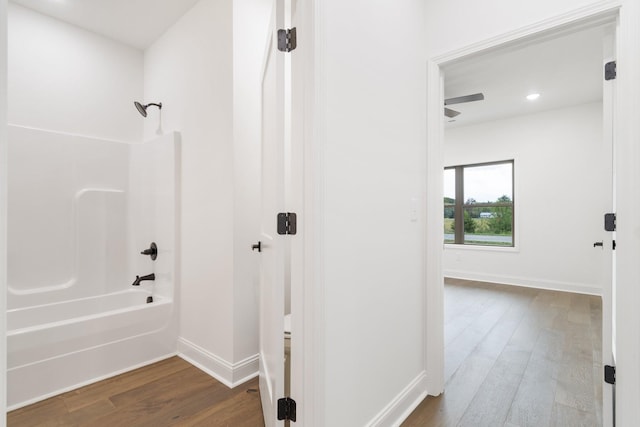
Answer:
[134,101,162,117]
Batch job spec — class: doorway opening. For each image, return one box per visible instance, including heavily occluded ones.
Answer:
[422,9,619,427]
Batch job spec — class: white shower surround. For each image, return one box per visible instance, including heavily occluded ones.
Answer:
[6,126,180,409]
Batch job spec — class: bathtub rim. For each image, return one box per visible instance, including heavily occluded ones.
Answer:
[7,289,171,335]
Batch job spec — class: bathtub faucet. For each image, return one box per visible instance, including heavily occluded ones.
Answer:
[131,273,155,286]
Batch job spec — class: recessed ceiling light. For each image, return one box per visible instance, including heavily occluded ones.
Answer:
[526,93,540,101]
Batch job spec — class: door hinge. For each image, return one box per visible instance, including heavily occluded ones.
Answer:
[278,28,297,52]
[613,240,616,250]
[605,365,616,385]
[605,213,616,232]
[278,212,297,235]
[605,61,617,80]
[277,397,297,421]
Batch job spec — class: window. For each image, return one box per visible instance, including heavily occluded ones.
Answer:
[444,160,514,246]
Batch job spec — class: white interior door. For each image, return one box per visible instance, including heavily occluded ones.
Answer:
[259,1,287,426]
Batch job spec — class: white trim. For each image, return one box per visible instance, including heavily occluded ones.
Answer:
[425,0,623,421]
[613,1,640,425]
[287,2,315,427]
[286,0,321,425]
[177,338,259,388]
[432,1,621,66]
[444,270,602,296]
[300,0,325,425]
[425,59,445,396]
[444,244,519,253]
[365,372,428,427]
[0,0,7,423]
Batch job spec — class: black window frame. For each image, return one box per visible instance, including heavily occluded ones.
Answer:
[444,160,515,247]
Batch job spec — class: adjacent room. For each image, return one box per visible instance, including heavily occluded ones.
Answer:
[406,23,614,425]
[5,0,270,423]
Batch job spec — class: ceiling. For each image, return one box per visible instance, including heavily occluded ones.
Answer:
[443,25,612,128]
[9,2,612,121]
[10,0,201,50]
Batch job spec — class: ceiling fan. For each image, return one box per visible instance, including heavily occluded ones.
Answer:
[444,93,485,118]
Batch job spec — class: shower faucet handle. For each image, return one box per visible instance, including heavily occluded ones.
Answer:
[141,242,158,260]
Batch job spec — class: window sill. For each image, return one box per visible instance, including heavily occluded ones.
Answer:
[444,243,520,253]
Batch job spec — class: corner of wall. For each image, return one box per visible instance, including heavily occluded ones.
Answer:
[365,372,428,427]
[230,0,270,370]
[7,3,144,142]
[177,338,258,388]
[144,0,238,374]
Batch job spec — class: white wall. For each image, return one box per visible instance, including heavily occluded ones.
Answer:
[1,0,7,423]
[425,0,612,58]
[144,0,235,368]
[7,3,143,142]
[425,1,640,425]
[232,0,271,364]
[316,1,428,424]
[144,0,268,384]
[443,103,607,295]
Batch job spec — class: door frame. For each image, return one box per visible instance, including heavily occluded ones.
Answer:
[290,0,320,425]
[282,0,319,425]
[424,2,632,425]
[0,0,7,423]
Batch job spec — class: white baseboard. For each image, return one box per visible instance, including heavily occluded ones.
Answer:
[444,270,602,296]
[366,371,428,427]
[177,338,259,388]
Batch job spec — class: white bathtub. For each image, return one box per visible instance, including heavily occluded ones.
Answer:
[6,128,180,410]
[7,289,176,410]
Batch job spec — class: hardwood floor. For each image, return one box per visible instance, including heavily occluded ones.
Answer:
[403,278,603,427]
[7,357,265,427]
[9,279,603,426]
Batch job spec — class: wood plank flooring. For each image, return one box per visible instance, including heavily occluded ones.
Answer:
[7,357,264,427]
[403,278,603,427]
[9,279,603,426]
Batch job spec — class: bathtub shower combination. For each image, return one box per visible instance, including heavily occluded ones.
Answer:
[6,125,180,409]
